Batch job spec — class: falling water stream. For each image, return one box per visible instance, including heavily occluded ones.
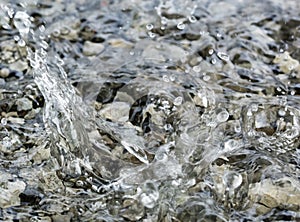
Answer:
[0,0,300,221]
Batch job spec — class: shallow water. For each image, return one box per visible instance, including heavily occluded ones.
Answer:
[0,0,300,221]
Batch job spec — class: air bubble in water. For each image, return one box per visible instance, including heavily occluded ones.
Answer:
[164,123,173,132]
[14,35,20,41]
[223,171,242,195]
[174,97,183,106]
[1,118,7,126]
[163,75,169,82]
[217,109,229,122]
[177,22,185,30]
[161,17,167,25]
[170,75,176,81]
[148,32,155,38]
[146,24,153,30]
[188,15,197,23]
[14,11,31,37]
[278,109,286,116]
[52,29,60,37]
[224,139,239,152]
[193,66,201,72]
[234,124,241,133]
[39,25,46,32]
[18,39,26,47]
[208,48,214,55]
[217,52,230,61]
[203,75,210,81]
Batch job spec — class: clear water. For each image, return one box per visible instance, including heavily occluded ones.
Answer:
[0,0,300,221]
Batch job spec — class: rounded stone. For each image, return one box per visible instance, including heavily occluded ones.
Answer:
[83,41,105,56]
[0,68,10,78]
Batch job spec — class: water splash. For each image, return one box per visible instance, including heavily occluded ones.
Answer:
[3,1,300,221]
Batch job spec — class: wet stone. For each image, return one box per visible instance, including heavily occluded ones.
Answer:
[99,102,130,122]
[9,60,28,72]
[0,180,26,208]
[16,97,32,111]
[0,67,10,78]
[248,177,300,214]
[83,41,105,56]
[273,51,300,74]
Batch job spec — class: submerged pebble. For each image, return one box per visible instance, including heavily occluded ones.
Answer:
[82,41,105,56]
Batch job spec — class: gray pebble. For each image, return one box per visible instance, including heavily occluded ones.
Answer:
[16,98,32,111]
[83,41,104,56]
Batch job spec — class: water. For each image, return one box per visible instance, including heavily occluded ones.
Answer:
[0,0,300,221]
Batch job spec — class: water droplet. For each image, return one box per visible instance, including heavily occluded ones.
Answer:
[174,97,183,106]
[208,48,214,55]
[1,118,7,126]
[163,75,169,82]
[224,139,239,152]
[203,75,210,81]
[14,35,20,41]
[278,109,286,116]
[177,22,185,30]
[234,124,241,133]
[76,180,84,187]
[129,51,135,56]
[18,39,26,47]
[146,23,153,30]
[14,11,31,37]
[193,66,201,72]
[148,32,156,38]
[217,109,229,122]
[223,172,242,191]
[211,58,217,64]
[216,32,222,38]
[188,15,197,23]
[169,75,176,82]
[217,52,230,61]
[39,25,46,32]
[52,29,60,37]
[164,123,173,132]
[161,17,167,25]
